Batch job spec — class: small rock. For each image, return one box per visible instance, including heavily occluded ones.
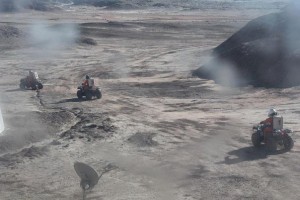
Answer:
[83,123,97,129]
[50,140,61,145]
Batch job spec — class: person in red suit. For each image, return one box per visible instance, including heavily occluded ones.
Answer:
[82,75,90,91]
[260,108,278,142]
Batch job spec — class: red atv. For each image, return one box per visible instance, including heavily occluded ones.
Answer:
[252,124,294,152]
[20,72,43,90]
[77,78,102,100]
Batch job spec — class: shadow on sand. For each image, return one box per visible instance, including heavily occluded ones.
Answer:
[55,98,98,104]
[217,146,287,165]
[55,98,83,103]
[5,88,26,92]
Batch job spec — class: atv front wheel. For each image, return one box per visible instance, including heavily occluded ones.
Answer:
[283,135,294,151]
[77,90,83,99]
[85,91,92,100]
[251,133,261,147]
[95,89,102,99]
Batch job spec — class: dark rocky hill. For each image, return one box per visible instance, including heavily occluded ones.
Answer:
[193,3,300,88]
[72,0,287,10]
[0,0,288,12]
[0,0,58,12]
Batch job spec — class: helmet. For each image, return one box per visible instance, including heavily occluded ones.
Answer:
[86,75,90,79]
[268,108,278,117]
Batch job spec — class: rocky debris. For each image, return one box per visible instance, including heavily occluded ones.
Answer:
[76,37,97,46]
[39,110,77,132]
[62,144,69,148]
[98,117,115,132]
[193,3,300,88]
[128,132,158,147]
[19,146,47,158]
[153,3,167,8]
[82,123,98,129]
[49,140,61,146]
[0,146,47,167]
[103,163,118,172]
[0,25,23,39]
[60,113,116,140]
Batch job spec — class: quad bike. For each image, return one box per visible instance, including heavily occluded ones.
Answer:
[77,85,102,100]
[252,124,294,152]
[20,72,43,90]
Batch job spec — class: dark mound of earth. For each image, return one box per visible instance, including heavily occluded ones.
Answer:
[72,0,135,9]
[0,0,286,12]
[72,0,287,10]
[193,3,300,88]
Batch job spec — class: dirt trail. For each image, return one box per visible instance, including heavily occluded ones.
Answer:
[0,4,299,200]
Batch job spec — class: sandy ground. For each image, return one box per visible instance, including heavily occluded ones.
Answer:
[0,3,300,200]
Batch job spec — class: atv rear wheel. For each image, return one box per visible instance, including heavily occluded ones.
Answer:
[77,90,83,99]
[19,82,26,89]
[283,135,294,151]
[251,133,261,147]
[85,91,92,100]
[20,79,27,89]
[95,89,102,99]
[38,83,43,89]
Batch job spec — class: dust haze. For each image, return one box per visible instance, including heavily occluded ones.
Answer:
[0,0,299,200]
[28,22,79,58]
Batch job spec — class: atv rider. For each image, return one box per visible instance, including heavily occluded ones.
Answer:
[27,70,37,85]
[28,70,35,81]
[260,108,278,141]
[82,75,91,91]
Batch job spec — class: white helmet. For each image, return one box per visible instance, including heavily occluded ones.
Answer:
[268,108,278,117]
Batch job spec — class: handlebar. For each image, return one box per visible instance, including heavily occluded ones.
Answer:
[253,124,264,130]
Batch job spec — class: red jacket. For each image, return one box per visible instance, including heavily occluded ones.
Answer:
[82,79,89,86]
[260,117,273,133]
[82,79,89,90]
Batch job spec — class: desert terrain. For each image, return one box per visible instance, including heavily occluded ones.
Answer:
[0,1,299,199]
